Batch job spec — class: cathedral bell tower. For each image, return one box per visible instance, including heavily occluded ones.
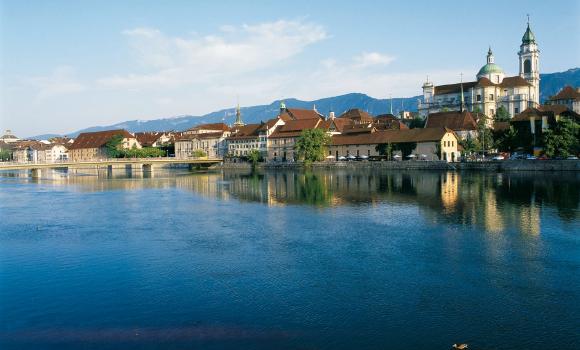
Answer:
[518,17,540,106]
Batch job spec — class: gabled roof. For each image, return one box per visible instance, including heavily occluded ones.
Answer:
[331,128,455,146]
[319,118,353,132]
[434,76,531,95]
[511,105,580,122]
[134,132,164,147]
[68,129,134,150]
[425,111,477,131]
[176,131,228,141]
[374,114,409,130]
[338,109,374,123]
[187,122,230,132]
[550,85,580,101]
[499,76,532,88]
[279,108,324,121]
[341,123,375,134]
[227,123,262,140]
[269,119,322,138]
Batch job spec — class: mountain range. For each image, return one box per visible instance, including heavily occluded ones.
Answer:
[29,68,580,140]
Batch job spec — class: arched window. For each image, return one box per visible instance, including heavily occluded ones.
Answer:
[524,59,531,73]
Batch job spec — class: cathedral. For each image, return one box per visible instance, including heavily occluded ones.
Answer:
[418,21,540,120]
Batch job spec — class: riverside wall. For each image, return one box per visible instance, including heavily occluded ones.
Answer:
[215,160,580,172]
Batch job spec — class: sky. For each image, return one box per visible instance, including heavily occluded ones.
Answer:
[1,0,579,136]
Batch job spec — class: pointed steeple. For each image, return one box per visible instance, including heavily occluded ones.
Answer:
[522,15,536,45]
[487,46,494,64]
[233,102,245,127]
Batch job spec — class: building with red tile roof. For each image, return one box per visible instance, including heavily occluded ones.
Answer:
[547,85,580,113]
[68,129,140,161]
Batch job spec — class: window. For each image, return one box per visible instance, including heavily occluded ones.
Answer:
[368,150,371,156]
[476,94,481,102]
[490,108,495,115]
[515,108,519,114]
[489,94,494,101]
[524,59,531,73]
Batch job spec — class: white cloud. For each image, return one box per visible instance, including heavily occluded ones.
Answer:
[353,52,396,67]
[98,19,328,89]
[24,66,86,100]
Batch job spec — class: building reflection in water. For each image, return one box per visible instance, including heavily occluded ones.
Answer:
[1,168,577,235]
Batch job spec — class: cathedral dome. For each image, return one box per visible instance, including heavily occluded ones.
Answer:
[477,63,504,77]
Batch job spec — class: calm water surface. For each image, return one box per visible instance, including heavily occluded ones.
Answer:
[0,168,579,350]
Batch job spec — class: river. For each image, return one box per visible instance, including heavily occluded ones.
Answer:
[0,168,578,349]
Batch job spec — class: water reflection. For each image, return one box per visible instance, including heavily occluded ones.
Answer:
[1,168,578,230]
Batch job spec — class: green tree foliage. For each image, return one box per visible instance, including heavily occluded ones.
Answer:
[434,142,442,159]
[495,126,519,152]
[105,134,124,158]
[375,143,393,159]
[408,117,425,129]
[393,142,416,158]
[294,128,331,163]
[477,115,494,152]
[495,105,511,122]
[192,150,207,158]
[459,137,478,155]
[0,149,12,161]
[542,118,580,158]
[122,147,165,158]
[247,149,262,168]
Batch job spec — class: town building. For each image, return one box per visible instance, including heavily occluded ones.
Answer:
[183,123,230,135]
[134,132,174,148]
[424,110,478,140]
[227,117,284,158]
[174,130,230,158]
[0,130,20,143]
[510,105,580,153]
[330,128,460,162]
[418,22,540,120]
[68,129,140,161]
[546,85,580,113]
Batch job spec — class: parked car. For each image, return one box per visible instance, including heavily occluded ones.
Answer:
[357,155,369,161]
[337,156,347,161]
[538,155,550,160]
[491,155,505,160]
[346,155,356,161]
[525,155,537,160]
[567,155,579,160]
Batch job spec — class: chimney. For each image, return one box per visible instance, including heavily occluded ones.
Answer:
[329,111,335,120]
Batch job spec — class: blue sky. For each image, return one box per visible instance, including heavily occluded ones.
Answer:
[1,0,579,136]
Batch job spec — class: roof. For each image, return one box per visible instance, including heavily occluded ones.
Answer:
[331,128,455,146]
[338,109,374,123]
[425,111,478,131]
[68,129,134,150]
[374,114,409,130]
[227,124,262,140]
[319,118,353,133]
[511,105,580,122]
[477,63,504,76]
[187,122,230,132]
[434,76,530,95]
[0,130,19,141]
[499,76,532,88]
[134,132,163,147]
[493,121,510,132]
[269,119,322,138]
[12,140,50,151]
[550,85,580,101]
[176,131,227,141]
[279,108,323,121]
[522,24,536,45]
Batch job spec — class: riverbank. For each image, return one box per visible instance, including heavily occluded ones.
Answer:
[215,160,580,172]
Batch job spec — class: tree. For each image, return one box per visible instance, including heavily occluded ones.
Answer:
[543,118,580,158]
[294,128,331,164]
[495,105,511,122]
[495,126,519,153]
[0,149,11,161]
[105,134,124,158]
[247,149,262,168]
[408,117,425,129]
[459,137,478,156]
[393,142,416,158]
[477,115,494,153]
[375,143,393,160]
[192,150,207,158]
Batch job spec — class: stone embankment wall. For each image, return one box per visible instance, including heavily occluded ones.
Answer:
[215,160,580,172]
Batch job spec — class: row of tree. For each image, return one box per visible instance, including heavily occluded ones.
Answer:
[105,135,166,158]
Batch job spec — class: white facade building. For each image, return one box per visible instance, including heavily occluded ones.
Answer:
[418,23,540,120]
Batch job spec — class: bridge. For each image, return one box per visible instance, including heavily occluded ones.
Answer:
[0,157,223,173]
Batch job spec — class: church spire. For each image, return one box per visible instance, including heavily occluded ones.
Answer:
[233,101,245,127]
[487,46,494,64]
